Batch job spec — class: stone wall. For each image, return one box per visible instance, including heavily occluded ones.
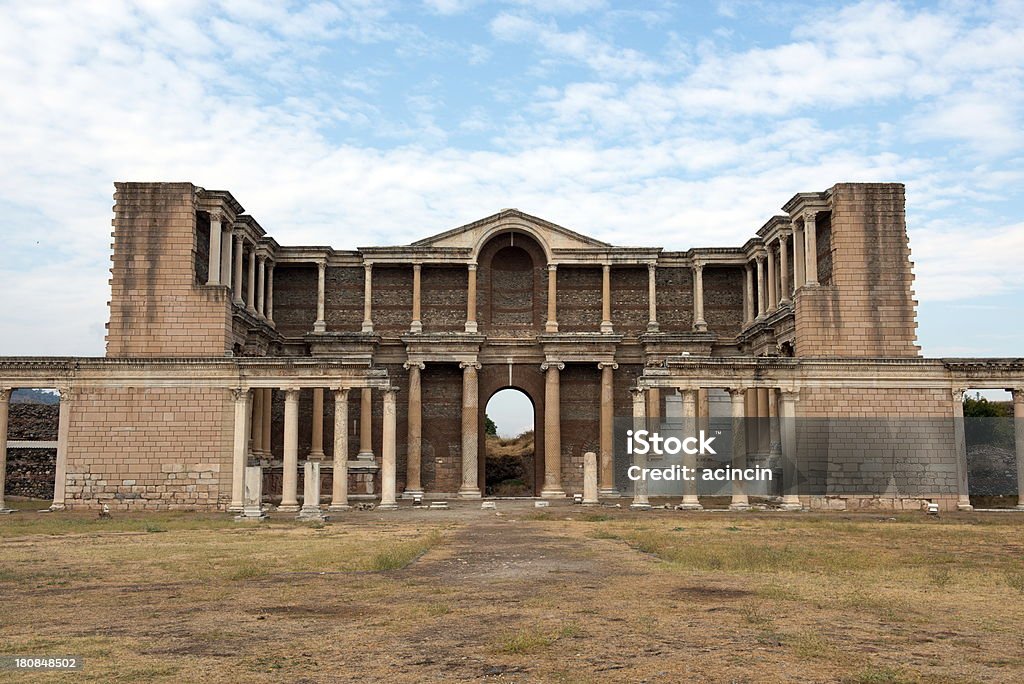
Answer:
[656,267,694,332]
[559,364,602,493]
[610,267,648,336]
[4,404,58,499]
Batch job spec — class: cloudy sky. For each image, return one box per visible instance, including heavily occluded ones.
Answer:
[1,0,1022,383]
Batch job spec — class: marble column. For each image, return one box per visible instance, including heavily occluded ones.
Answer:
[755,256,766,319]
[743,263,754,325]
[598,362,619,496]
[679,389,702,510]
[329,388,351,511]
[728,387,750,510]
[50,388,71,511]
[766,246,777,311]
[692,262,707,331]
[793,222,805,290]
[232,234,244,305]
[230,388,250,513]
[465,264,478,333]
[256,254,266,318]
[1012,388,1024,510]
[0,388,12,513]
[583,451,599,505]
[410,263,422,333]
[310,388,325,460]
[803,211,818,286]
[299,461,323,519]
[779,389,801,510]
[404,362,424,497]
[545,264,558,333]
[779,233,791,305]
[250,386,263,456]
[459,362,482,498]
[358,388,374,460]
[206,212,222,285]
[951,388,973,511]
[221,226,232,288]
[768,389,781,458]
[261,388,272,459]
[379,388,399,510]
[647,264,659,332]
[757,388,770,454]
[246,246,257,314]
[541,362,565,497]
[630,388,651,509]
[600,263,613,333]
[280,389,301,512]
[266,263,275,326]
[314,261,327,333]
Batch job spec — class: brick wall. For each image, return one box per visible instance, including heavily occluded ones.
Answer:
[704,266,744,337]
[422,267,467,333]
[557,267,602,332]
[273,265,317,338]
[325,266,364,333]
[420,364,464,492]
[656,267,694,332]
[610,268,648,335]
[559,364,601,493]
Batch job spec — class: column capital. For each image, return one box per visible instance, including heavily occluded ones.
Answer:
[233,231,244,244]
[725,386,747,398]
[331,387,350,399]
[1008,387,1024,401]
[316,259,327,271]
[257,253,267,264]
[210,210,226,224]
[603,262,611,271]
[630,386,646,398]
[778,388,801,401]
[692,260,704,272]
[412,261,422,270]
[803,209,818,224]
[57,386,74,402]
[383,386,400,397]
[404,361,426,371]
[547,263,557,272]
[597,362,618,370]
[647,262,657,272]
[467,262,477,271]
[459,361,481,370]
[363,261,372,271]
[230,387,249,402]
[283,388,301,400]
[0,387,11,402]
[951,387,967,402]
[540,361,564,372]
[778,229,791,240]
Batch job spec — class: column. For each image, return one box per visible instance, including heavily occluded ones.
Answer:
[598,362,619,496]
[404,362,424,497]
[361,262,374,333]
[630,388,650,509]
[545,264,558,333]
[541,362,565,497]
[410,264,422,333]
[280,389,300,512]
[583,452,599,505]
[299,462,323,519]
[698,389,710,435]
[1011,388,1024,510]
[743,263,754,325]
[768,389,780,457]
[793,222,805,290]
[379,388,399,510]
[766,246,777,311]
[256,254,266,318]
[647,263,659,332]
[250,386,263,456]
[757,388,770,454]
[755,256,766,319]
[50,388,71,511]
[358,388,374,459]
[230,388,250,513]
[779,233,791,305]
[779,389,801,510]
[803,211,818,286]
[692,262,707,331]
[266,263,275,326]
[261,388,272,460]
[679,389,702,510]
[648,388,661,425]
[745,389,758,459]
[221,226,232,287]
[314,260,327,333]
[465,263,478,333]
[459,362,482,498]
[246,246,257,314]
[0,388,12,513]
[951,388,973,511]
[232,234,244,305]
[310,388,325,460]
[207,212,222,285]
[727,388,749,510]
[600,263,613,333]
[329,388,350,511]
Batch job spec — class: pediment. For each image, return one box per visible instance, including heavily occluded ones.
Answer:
[411,209,611,256]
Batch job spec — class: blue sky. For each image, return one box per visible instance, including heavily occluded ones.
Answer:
[1,0,1022,370]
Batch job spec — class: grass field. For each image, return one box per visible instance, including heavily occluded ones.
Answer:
[1,503,1022,682]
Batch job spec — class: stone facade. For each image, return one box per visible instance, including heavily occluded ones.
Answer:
[0,181,1022,513]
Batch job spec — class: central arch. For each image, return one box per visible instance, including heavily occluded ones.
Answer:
[483,388,535,496]
[476,364,548,496]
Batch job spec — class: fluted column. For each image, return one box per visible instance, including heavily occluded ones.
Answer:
[727,387,750,510]
[679,389,702,510]
[600,263,613,333]
[766,246,777,311]
[951,388,973,511]
[803,211,818,286]
[459,362,481,498]
[779,233,791,305]
[313,260,327,333]
[793,222,805,289]
[310,388,324,460]
[598,362,618,496]
[379,388,399,510]
[362,263,374,333]
[779,389,801,510]
[1011,388,1024,510]
[329,388,351,511]
[692,262,707,331]
[545,264,558,333]
[630,388,650,509]
[755,256,766,319]
[647,263,659,332]
[743,263,754,325]
[410,263,422,333]
[206,212,222,285]
[246,246,257,314]
[0,388,13,513]
[541,362,565,497]
[280,389,301,512]
[358,388,374,460]
[465,263,478,333]
[256,254,266,318]
[232,234,244,305]
[50,388,71,511]
[404,362,424,497]
[230,388,251,513]
[266,263,275,326]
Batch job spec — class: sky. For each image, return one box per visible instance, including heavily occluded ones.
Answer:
[1,0,1022,405]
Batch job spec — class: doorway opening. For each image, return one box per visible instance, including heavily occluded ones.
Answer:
[484,388,535,496]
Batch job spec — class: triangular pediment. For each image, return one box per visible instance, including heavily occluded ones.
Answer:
[411,209,611,252]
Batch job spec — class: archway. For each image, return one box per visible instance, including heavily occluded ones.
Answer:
[484,388,536,496]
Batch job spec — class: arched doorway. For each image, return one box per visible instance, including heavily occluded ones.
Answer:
[484,388,536,496]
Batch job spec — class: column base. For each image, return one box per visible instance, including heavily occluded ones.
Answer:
[676,501,703,511]
[0,508,15,515]
[356,451,375,461]
[227,504,244,514]
[233,296,245,307]
[458,487,482,499]
[308,451,325,461]
[729,502,751,511]
[328,504,351,511]
[540,488,565,499]
[277,504,300,513]
[377,502,399,510]
[598,488,621,498]
[630,501,651,510]
[361,321,374,333]
[779,503,803,511]
[298,507,325,521]
[313,321,327,333]
[600,321,613,334]
[410,320,422,333]
[693,321,707,332]
[544,322,558,333]
[646,321,659,332]
[779,298,791,306]
[247,305,258,316]
[402,489,424,499]
[956,502,974,511]
[464,321,478,333]
[47,503,66,512]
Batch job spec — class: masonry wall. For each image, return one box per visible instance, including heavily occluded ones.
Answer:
[559,364,601,493]
[420,364,464,493]
[65,386,233,510]
[610,268,648,336]
[656,267,694,332]
[704,266,744,338]
[106,183,233,358]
